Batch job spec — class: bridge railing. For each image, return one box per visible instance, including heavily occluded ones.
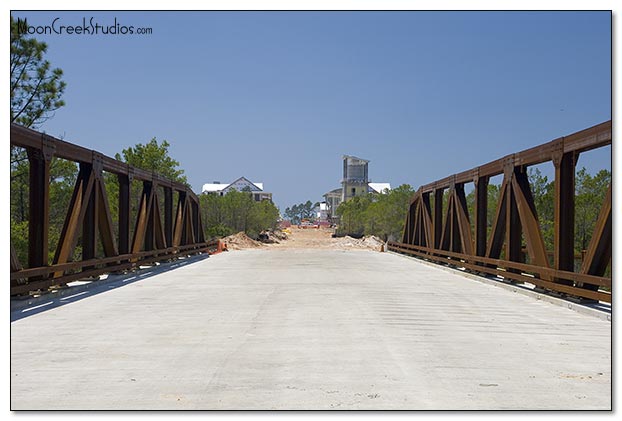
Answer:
[388,121,611,303]
[10,123,218,296]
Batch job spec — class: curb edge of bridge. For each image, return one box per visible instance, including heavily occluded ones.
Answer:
[387,251,611,322]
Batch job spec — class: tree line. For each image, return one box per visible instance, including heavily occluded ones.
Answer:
[283,200,319,225]
[335,184,415,240]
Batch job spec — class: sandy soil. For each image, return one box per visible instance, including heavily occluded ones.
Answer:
[223,227,386,252]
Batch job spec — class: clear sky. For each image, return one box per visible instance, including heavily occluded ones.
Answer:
[10,11,611,211]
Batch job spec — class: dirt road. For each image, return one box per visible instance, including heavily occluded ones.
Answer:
[224,227,385,251]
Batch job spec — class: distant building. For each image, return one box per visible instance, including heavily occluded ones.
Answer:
[202,176,272,202]
[341,155,370,202]
[323,188,342,218]
[316,202,329,221]
[368,183,392,194]
[323,155,391,222]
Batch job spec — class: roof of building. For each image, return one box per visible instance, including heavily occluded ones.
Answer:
[368,183,392,194]
[324,188,343,197]
[343,155,369,163]
[202,183,227,192]
[202,177,265,194]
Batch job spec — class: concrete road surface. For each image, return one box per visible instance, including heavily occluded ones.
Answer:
[11,249,611,410]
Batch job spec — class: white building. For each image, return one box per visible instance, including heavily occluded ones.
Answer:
[368,183,392,194]
[202,176,272,202]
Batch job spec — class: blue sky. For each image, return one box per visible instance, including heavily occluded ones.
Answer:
[11,11,611,211]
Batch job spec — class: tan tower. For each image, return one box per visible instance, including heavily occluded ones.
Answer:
[341,155,369,202]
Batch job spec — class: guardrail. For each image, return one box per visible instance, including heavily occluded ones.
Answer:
[10,123,217,296]
[389,121,611,303]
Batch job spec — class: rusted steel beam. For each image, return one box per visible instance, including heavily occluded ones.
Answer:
[486,180,508,259]
[433,188,444,249]
[164,187,174,247]
[509,169,551,283]
[117,174,131,255]
[82,164,97,263]
[421,192,433,248]
[184,198,196,245]
[53,164,96,274]
[132,182,154,254]
[415,198,423,247]
[563,120,612,154]
[439,192,455,251]
[505,163,522,267]
[152,192,167,250]
[474,176,489,257]
[97,177,118,257]
[173,192,187,247]
[553,151,576,278]
[27,148,51,268]
[454,184,473,256]
[512,171,549,270]
[581,184,612,278]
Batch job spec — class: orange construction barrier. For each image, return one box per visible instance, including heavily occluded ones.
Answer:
[209,240,228,255]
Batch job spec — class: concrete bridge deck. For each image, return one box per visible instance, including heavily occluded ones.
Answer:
[10,249,611,410]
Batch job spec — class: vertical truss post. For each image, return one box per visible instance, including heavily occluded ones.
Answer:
[474,175,489,258]
[192,199,200,245]
[82,154,104,263]
[79,163,97,263]
[27,144,52,268]
[118,173,131,256]
[433,188,444,249]
[164,186,173,247]
[553,147,576,284]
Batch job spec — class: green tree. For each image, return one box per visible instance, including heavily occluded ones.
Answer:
[575,168,611,252]
[335,185,414,240]
[365,184,414,240]
[10,16,69,267]
[114,138,188,185]
[11,16,66,128]
[200,190,280,239]
[104,137,189,241]
[528,168,555,251]
[283,200,320,224]
[336,194,373,236]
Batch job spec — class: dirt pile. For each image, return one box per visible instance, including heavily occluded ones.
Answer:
[333,235,385,251]
[222,232,264,250]
[258,230,289,244]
